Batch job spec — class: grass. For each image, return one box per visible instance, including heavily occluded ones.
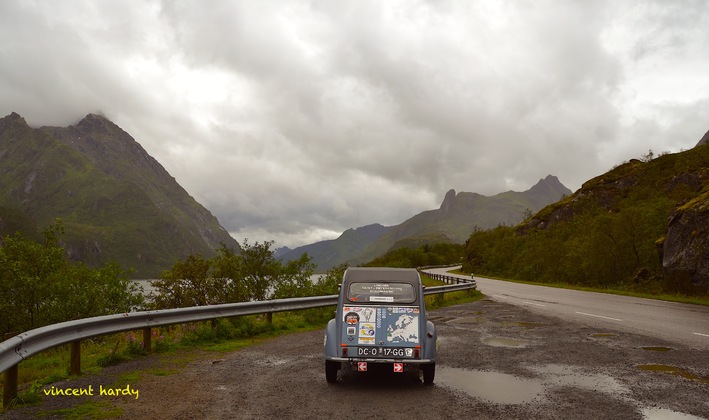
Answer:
[40,400,124,419]
[421,273,484,309]
[448,269,709,306]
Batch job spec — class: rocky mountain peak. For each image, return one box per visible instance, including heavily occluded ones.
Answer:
[440,189,457,212]
[0,112,29,133]
[697,129,709,146]
[528,175,570,197]
[76,113,113,132]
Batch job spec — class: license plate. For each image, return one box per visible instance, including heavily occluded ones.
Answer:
[356,347,415,358]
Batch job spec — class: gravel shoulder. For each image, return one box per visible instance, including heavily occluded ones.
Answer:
[4,298,708,419]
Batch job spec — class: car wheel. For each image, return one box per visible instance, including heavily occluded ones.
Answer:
[421,363,435,385]
[326,360,339,383]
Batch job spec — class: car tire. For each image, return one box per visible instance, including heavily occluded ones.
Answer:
[326,360,339,383]
[421,363,435,385]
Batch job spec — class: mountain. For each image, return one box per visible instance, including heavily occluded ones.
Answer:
[279,224,391,271]
[0,112,239,277]
[281,176,570,271]
[273,246,292,259]
[353,175,571,265]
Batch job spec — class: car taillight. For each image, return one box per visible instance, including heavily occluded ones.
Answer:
[341,345,348,357]
[414,346,421,358]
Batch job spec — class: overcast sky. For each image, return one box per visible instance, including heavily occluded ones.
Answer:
[1,1,708,248]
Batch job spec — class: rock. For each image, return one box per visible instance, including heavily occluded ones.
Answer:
[696,129,709,146]
[439,189,457,213]
[662,191,709,294]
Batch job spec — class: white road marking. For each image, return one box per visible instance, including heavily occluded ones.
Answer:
[693,332,709,338]
[523,301,546,307]
[575,312,623,322]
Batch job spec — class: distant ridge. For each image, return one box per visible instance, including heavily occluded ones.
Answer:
[279,224,391,271]
[352,175,571,265]
[281,176,571,271]
[0,112,239,277]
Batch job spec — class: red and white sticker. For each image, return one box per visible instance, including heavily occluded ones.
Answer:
[357,362,367,372]
[393,363,403,373]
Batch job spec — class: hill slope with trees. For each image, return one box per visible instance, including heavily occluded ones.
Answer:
[463,144,709,296]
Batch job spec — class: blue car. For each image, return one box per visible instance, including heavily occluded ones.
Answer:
[324,267,437,384]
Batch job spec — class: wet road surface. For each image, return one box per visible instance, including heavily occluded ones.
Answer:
[427,267,709,350]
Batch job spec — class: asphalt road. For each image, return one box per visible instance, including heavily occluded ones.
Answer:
[428,267,709,350]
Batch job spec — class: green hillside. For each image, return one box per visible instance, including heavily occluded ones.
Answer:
[463,145,709,296]
[0,113,239,277]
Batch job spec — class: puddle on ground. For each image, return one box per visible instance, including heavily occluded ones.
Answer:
[641,346,673,352]
[436,367,544,404]
[638,365,709,384]
[529,364,628,395]
[482,337,529,348]
[438,364,632,406]
[643,408,706,420]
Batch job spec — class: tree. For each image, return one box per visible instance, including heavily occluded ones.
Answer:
[211,244,249,303]
[313,263,348,296]
[273,253,317,299]
[240,240,282,301]
[150,254,220,308]
[149,240,320,309]
[0,221,141,336]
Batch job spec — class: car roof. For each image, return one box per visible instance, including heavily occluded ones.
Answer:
[342,267,421,286]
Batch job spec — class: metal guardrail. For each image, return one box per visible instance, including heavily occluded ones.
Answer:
[1,281,475,407]
[420,270,477,289]
[0,294,338,374]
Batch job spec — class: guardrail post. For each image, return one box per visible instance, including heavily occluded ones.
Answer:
[70,341,81,375]
[266,312,273,324]
[3,364,18,408]
[143,327,152,352]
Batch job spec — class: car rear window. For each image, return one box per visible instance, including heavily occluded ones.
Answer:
[347,282,416,304]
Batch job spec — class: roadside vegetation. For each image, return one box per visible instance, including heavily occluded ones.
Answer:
[463,147,709,298]
[1,249,478,415]
[0,229,338,412]
[0,221,142,338]
[364,242,464,268]
[148,240,331,309]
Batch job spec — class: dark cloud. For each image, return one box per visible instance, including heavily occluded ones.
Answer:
[1,0,707,247]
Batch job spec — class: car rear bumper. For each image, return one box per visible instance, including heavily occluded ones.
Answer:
[326,356,434,364]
